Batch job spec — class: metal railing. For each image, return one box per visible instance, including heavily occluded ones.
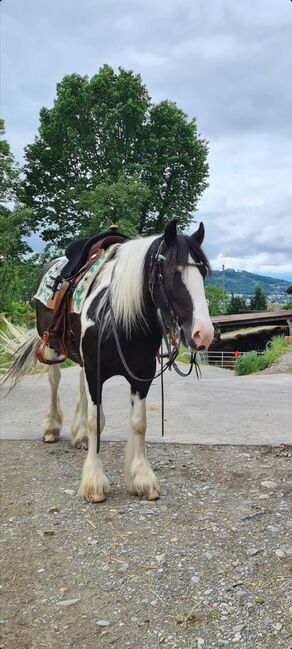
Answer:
[183,350,264,370]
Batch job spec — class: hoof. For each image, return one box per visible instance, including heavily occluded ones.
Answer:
[85,492,107,503]
[43,431,60,443]
[146,489,160,501]
[73,438,88,450]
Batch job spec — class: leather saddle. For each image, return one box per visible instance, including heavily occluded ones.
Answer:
[36,227,129,365]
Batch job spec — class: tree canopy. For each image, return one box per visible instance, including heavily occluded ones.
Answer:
[22,65,209,247]
[0,119,32,262]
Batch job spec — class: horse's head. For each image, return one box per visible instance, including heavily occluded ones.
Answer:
[150,219,214,351]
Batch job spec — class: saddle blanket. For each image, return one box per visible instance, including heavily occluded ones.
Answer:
[35,244,118,313]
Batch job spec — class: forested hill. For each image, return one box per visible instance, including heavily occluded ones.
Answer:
[206,269,290,299]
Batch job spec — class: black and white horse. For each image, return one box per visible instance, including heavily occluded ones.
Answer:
[6,220,214,502]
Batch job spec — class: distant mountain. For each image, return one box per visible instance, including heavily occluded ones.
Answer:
[206,269,291,301]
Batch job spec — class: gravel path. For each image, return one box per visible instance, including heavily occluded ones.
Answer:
[261,352,292,375]
[1,440,291,649]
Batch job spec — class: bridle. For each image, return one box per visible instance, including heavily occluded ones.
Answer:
[95,239,205,452]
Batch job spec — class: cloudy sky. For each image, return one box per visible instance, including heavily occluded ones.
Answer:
[2,0,292,279]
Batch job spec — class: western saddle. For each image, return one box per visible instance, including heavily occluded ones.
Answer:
[36,226,129,365]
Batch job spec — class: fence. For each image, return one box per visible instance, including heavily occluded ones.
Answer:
[183,350,264,370]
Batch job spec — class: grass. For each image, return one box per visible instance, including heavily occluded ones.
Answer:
[235,335,288,376]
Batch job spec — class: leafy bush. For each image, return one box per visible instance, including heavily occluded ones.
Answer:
[235,336,287,376]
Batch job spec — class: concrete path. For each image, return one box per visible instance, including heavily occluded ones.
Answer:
[1,364,291,445]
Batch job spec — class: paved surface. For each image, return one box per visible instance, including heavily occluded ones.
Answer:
[1,364,291,445]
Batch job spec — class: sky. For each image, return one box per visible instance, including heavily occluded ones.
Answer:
[1,0,292,280]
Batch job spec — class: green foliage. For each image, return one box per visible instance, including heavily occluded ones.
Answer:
[226,293,248,315]
[78,173,150,238]
[205,285,226,316]
[235,336,287,375]
[250,285,267,311]
[22,65,208,246]
[0,118,19,202]
[0,259,40,323]
[281,299,292,311]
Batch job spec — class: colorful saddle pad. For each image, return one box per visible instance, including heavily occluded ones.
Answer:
[34,244,119,314]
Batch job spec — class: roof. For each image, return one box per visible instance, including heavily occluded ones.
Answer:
[212,310,292,331]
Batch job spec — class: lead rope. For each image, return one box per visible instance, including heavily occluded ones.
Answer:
[96,285,201,453]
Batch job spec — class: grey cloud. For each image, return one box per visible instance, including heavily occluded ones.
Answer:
[1,0,292,275]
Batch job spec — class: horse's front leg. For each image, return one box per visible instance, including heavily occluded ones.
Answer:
[42,365,63,443]
[70,368,88,450]
[78,378,110,502]
[125,387,160,501]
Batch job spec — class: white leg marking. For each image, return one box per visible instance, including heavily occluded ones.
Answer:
[125,393,160,500]
[70,369,88,449]
[78,397,110,502]
[42,365,63,443]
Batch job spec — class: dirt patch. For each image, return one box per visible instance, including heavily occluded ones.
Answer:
[1,441,291,649]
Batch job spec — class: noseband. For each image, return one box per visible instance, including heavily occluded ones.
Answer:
[149,238,206,348]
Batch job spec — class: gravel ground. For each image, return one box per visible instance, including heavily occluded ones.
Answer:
[1,440,291,649]
[261,352,292,375]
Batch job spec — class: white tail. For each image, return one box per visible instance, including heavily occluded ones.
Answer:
[0,315,40,388]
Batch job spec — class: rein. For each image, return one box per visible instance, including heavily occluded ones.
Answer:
[95,242,203,453]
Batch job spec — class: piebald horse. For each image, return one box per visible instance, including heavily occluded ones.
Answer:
[6,220,214,502]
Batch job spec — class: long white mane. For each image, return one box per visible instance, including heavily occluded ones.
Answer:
[85,234,159,336]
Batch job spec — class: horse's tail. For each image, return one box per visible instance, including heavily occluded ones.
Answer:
[0,316,40,388]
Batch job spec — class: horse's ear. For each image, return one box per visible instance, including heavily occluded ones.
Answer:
[164,219,177,247]
[191,222,205,246]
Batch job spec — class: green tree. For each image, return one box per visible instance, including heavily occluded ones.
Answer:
[250,285,267,311]
[22,65,209,246]
[226,293,248,314]
[205,285,226,316]
[0,120,35,319]
[0,119,32,262]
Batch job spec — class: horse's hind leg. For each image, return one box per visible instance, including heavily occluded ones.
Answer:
[125,388,160,501]
[42,365,63,443]
[78,392,110,503]
[70,369,88,450]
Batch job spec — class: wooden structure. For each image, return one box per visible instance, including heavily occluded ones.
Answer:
[212,310,292,334]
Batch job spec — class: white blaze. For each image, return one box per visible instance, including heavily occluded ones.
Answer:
[181,255,214,349]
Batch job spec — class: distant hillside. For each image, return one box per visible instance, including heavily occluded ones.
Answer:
[206,269,290,302]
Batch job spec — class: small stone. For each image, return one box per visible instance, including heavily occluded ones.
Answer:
[64,489,75,496]
[155,554,166,563]
[119,563,129,572]
[37,568,45,573]
[0,620,7,624]
[204,551,213,560]
[198,640,204,647]
[48,506,60,513]
[232,624,245,633]
[56,598,80,607]
[261,480,277,489]
[274,622,283,632]
[96,620,110,626]
[275,549,286,558]
[137,507,156,515]
[247,548,261,557]
[232,633,241,642]
[191,575,201,583]
[44,530,55,536]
